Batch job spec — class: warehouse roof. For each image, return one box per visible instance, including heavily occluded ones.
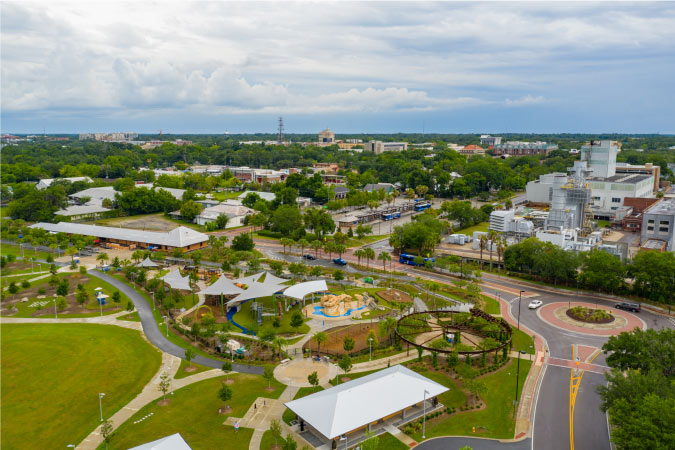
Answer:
[55,204,110,216]
[30,223,208,248]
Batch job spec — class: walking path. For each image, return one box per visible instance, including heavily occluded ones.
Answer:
[0,310,142,331]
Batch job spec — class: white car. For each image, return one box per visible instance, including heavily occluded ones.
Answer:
[528,300,543,309]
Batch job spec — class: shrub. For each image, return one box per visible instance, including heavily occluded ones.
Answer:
[21,280,30,289]
[38,287,46,295]
[80,266,87,274]
[8,282,18,294]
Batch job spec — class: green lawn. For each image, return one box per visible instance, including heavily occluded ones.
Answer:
[1,324,161,449]
[414,370,467,410]
[174,359,214,379]
[480,294,500,315]
[511,327,535,355]
[457,222,490,235]
[212,191,242,201]
[0,243,52,261]
[373,432,408,450]
[411,359,533,440]
[104,373,283,449]
[282,386,324,425]
[329,367,382,386]
[4,272,131,318]
[118,312,140,321]
[345,234,389,248]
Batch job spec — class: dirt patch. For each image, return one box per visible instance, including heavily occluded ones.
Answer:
[219,406,232,414]
[377,288,412,303]
[264,386,276,392]
[222,378,235,385]
[157,399,171,406]
[183,366,198,373]
[104,214,178,232]
[303,322,384,357]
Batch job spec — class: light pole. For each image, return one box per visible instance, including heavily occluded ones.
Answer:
[422,389,430,439]
[529,345,533,362]
[513,350,526,418]
[98,393,105,421]
[164,316,168,337]
[368,337,373,361]
[517,290,524,331]
[53,299,57,319]
[151,291,155,311]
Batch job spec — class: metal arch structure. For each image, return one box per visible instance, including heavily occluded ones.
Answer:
[395,308,513,356]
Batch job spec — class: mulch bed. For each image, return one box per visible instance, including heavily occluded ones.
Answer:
[377,288,413,303]
[566,309,615,324]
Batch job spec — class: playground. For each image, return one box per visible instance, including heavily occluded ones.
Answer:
[302,291,375,321]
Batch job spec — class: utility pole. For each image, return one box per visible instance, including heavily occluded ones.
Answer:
[277,117,284,143]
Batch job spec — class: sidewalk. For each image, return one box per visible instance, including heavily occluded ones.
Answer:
[0,310,142,331]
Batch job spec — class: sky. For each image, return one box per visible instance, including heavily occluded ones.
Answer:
[2,1,675,134]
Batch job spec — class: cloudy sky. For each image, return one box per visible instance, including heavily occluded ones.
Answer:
[2,1,674,134]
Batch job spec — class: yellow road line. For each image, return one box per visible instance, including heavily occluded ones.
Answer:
[569,344,586,450]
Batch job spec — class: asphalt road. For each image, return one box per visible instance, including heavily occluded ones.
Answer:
[88,270,264,375]
[416,437,529,450]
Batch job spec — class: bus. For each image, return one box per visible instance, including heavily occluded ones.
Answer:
[381,211,401,221]
[414,201,432,212]
[399,253,435,266]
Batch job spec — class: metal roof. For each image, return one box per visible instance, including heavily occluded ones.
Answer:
[129,433,192,450]
[137,257,159,268]
[282,280,328,300]
[228,281,285,304]
[55,204,110,216]
[285,365,448,439]
[200,275,244,296]
[30,223,208,248]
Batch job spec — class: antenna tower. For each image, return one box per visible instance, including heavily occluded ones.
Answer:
[277,117,284,142]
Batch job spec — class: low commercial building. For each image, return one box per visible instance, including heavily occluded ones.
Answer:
[641,198,675,251]
[194,203,254,228]
[54,204,111,221]
[285,366,448,449]
[364,141,408,154]
[30,223,208,252]
[493,141,558,156]
[70,184,185,206]
[589,173,654,218]
[333,186,349,200]
[37,177,92,190]
[313,162,339,173]
[318,128,335,144]
[228,167,287,183]
[362,183,397,194]
[458,145,485,156]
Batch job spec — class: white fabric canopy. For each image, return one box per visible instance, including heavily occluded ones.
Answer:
[232,272,264,286]
[161,269,191,291]
[200,276,244,296]
[137,257,159,268]
[259,271,289,285]
[282,280,328,300]
[285,365,448,439]
[229,281,285,305]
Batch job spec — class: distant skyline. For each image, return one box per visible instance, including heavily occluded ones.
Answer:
[2,2,674,134]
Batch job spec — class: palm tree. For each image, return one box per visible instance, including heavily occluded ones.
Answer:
[120,258,131,268]
[131,250,143,264]
[311,240,323,259]
[496,238,506,272]
[324,242,335,260]
[335,244,346,259]
[312,332,327,356]
[377,251,391,272]
[364,248,375,269]
[280,238,294,255]
[297,238,309,256]
[478,234,488,269]
[354,249,364,266]
[487,230,499,271]
[96,252,109,266]
[273,336,287,358]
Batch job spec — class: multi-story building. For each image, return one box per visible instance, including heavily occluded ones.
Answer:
[228,167,287,184]
[318,129,335,144]
[79,132,138,142]
[641,198,675,251]
[480,135,502,147]
[364,141,408,154]
[581,140,618,178]
[493,141,558,156]
[313,163,339,173]
[458,145,485,156]
[615,162,661,193]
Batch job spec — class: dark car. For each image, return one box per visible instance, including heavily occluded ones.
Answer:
[303,254,316,260]
[615,302,641,313]
[332,258,347,266]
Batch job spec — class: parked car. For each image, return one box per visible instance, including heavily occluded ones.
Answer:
[303,254,316,260]
[332,258,347,266]
[615,302,641,313]
[528,300,543,309]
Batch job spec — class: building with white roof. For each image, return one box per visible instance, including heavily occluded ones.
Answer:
[194,203,254,228]
[238,191,276,202]
[30,223,208,251]
[285,365,448,447]
[129,433,191,450]
[37,177,92,190]
[70,184,186,205]
[54,204,110,221]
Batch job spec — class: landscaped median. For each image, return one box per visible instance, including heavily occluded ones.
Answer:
[1,323,161,449]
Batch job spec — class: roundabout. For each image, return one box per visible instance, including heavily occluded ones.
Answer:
[537,301,646,336]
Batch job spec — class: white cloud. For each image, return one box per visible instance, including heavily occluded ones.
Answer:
[1,1,674,120]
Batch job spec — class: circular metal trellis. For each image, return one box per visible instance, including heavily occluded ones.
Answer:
[395,308,512,355]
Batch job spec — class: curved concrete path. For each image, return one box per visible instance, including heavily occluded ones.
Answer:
[88,270,263,375]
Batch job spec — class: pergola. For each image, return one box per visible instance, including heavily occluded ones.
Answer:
[199,276,245,315]
[137,257,159,268]
[281,279,328,309]
[161,269,191,291]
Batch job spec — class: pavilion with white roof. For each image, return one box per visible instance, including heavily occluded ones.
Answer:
[285,365,448,448]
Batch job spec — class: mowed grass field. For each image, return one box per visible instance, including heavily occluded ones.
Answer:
[104,373,284,449]
[1,324,162,449]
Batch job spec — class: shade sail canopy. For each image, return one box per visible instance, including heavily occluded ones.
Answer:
[282,280,328,300]
[229,281,285,305]
[259,271,289,285]
[285,365,448,440]
[138,257,159,268]
[161,269,191,290]
[200,276,244,296]
[232,272,264,286]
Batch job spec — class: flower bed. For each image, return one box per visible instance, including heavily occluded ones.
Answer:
[566,306,614,324]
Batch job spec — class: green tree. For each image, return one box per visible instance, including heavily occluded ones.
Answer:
[602,328,675,377]
[218,384,233,404]
[271,205,304,238]
[333,269,344,281]
[263,365,275,389]
[56,279,69,297]
[269,419,283,447]
[231,233,254,251]
[312,331,327,355]
[221,361,232,383]
[343,336,355,354]
[307,371,319,392]
[303,208,335,238]
[184,348,196,368]
[338,355,353,384]
[579,250,625,293]
[630,251,675,303]
[355,223,373,239]
[377,251,392,272]
[100,419,114,449]
[76,290,88,310]
[158,372,171,400]
[290,312,304,334]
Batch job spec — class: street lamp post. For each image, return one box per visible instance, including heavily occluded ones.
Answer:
[517,290,524,330]
[53,299,57,319]
[513,350,526,418]
[98,393,105,421]
[422,389,430,439]
[151,291,155,311]
[368,337,373,361]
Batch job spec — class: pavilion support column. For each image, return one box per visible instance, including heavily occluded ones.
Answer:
[367,423,371,433]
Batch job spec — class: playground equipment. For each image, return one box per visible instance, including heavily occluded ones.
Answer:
[318,293,370,317]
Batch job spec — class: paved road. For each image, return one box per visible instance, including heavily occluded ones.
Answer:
[88,270,263,375]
